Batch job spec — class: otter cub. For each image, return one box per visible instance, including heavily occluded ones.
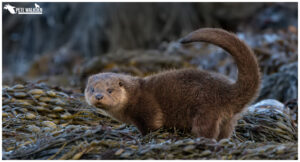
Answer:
[85,28,260,140]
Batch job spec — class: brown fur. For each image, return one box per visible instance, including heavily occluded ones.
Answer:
[85,28,260,140]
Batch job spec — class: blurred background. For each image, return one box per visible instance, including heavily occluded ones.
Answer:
[2,2,298,103]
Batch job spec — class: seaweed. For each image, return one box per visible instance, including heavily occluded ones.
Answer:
[2,83,298,160]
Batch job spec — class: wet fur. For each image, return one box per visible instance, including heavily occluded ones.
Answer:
[85,28,260,140]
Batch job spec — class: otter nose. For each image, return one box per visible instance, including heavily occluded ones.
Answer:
[95,94,104,100]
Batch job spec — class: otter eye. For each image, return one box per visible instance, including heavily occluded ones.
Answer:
[119,81,123,87]
[107,88,114,94]
[91,88,94,93]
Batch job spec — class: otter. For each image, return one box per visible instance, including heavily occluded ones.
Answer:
[85,28,260,140]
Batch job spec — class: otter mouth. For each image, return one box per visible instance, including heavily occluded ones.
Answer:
[95,103,108,110]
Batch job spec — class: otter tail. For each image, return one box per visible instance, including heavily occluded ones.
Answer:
[180,28,260,113]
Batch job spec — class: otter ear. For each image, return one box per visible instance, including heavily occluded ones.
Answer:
[119,81,124,87]
[87,75,94,83]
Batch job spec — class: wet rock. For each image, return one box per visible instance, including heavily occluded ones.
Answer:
[248,99,285,113]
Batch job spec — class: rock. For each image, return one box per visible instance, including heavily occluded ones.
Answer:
[248,99,285,113]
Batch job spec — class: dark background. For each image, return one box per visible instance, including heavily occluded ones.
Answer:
[2,2,298,102]
[3,3,297,73]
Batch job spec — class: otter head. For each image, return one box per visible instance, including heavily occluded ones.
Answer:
[85,72,137,113]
